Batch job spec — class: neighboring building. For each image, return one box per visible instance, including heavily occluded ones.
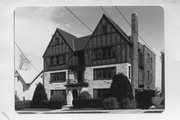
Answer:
[14,69,43,101]
[43,13,155,105]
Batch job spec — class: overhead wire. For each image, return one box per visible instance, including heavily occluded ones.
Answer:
[65,6,93,32]
[114,6,162,58]
[99,6,162,66]
[15,41,40,73]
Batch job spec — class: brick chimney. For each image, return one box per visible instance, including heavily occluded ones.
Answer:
[131,12,139,96]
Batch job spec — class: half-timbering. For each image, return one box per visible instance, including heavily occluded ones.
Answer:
[43,13,155,105]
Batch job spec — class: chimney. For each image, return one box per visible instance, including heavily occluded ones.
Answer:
[131,12,139,97]
[131,12,138,41]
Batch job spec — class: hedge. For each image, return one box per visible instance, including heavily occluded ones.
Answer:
[73,99,104,108]
[15,100,31,110]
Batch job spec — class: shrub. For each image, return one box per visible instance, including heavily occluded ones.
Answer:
[15,94,20,102]
[73,99,103,108]
[78,91,92,99]
[119,98,136,109]
[135,90,155,109]
[49,92,66,109]
[108,73,134,102]
[103,97,119,109]
[31,83,48,108]
[15,100,31,110]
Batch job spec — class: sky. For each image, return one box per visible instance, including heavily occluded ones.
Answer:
[15,6,164,89]
[0,0,180,119]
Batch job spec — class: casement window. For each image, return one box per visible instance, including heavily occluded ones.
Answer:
[51,89,66,100]
[138,69,144,88]
[146,70,150,85]
[93,89,109,99]
[94,67,116,80]
[150,58,152,69]
[93,46,116,60]
[138,49,144,67]
[50,72,66,83]
[50,55,65,66]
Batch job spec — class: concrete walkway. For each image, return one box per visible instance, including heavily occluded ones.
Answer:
[17,106,164,114]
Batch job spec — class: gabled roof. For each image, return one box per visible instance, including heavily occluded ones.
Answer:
[57,28,77,50]
[103,14,131,43]
[44,14,133,55]
[74,35,91,51]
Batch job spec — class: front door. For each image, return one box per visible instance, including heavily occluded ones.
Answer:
[77,70,83,83]
[72,89,78,100]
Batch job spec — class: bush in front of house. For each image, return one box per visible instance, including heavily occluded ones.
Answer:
[73,99,104,108]
[119,98,136,109]
[31,83,48,108]
[78,91,92,99]
[135,90,155,109]
[15,100,31,110]
[108,73,134,102]
[49,93,66,109]
[103,97,119,109]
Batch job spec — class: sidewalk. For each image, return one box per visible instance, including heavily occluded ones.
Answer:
[17,106,164,114]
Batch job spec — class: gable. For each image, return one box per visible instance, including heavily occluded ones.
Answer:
[43,29,76,57]
[84,14,132,50]
[74,35,91,51]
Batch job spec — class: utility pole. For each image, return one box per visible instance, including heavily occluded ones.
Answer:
[161,50,165,97]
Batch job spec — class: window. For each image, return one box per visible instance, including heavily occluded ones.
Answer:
[138,69,143,87]
[50,72,66,83]
[129,66,131,79]
[50,55,65,66]
[150,58,152,69]
[147,71,150,85]
[51,56,57,65]
[93,89,109,99]
[93,46,116,60]
[55,37,59,45]
[138,49,144,67]
[94,67,116,80]
[51,89,66,100]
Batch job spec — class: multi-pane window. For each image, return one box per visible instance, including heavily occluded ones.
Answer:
[146,70,150,85]
[138,69,143,87]
[51,89,66,100]
[93,89,109,99]
[93,46,116,60]
[50,55,65,66]
[94,67,116,80]
[50,72,66,83]
[138,49,144,67]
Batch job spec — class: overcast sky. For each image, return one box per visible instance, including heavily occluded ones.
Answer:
[15,6,164,89]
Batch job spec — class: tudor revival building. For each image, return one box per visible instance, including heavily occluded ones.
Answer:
[43,13,155,105]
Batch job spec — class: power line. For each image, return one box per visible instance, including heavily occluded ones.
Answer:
[100,6,160,65]
[15,42,40,73]
[65,6,93,32]
[114,6,161,58]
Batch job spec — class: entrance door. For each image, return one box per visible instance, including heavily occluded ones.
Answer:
[72,89,78,100]
[77,70,83,83]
